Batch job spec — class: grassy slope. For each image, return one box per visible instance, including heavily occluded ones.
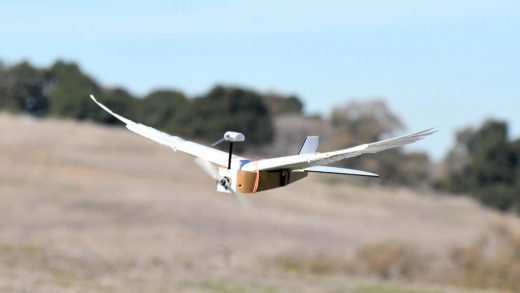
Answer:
[0,113,517,292]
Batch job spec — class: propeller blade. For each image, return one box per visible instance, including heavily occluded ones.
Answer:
[211,137,225,146]
[194,158,250,208]
[229,187,250,209]
[194,157,219,180]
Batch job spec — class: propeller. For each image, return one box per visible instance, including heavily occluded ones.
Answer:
[211,137,226,146]
[194,158,250,208]
[194,157,220,179]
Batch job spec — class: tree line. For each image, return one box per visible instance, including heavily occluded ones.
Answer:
[0,60,304,145]
[0,59,518,213]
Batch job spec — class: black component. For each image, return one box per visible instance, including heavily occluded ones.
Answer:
[227,142,233,169]
[220,176,231,189]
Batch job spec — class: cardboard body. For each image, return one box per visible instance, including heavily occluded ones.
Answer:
[235,170,307,193]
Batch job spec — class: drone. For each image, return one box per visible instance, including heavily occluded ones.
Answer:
[90,95,435,202]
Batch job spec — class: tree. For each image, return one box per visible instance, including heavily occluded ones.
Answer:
[330,99,404,145]
[325,99,429,186]
[466,121,515,186]
[440,120,520,212]
[176,85,274,146]
[263,92,304,116]
[436,128,472,192]
[140,89,187,131]
[47,61,103,120]
[98,87,140,124]
[0,61,48,116]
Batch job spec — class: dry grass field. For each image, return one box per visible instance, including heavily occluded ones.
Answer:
[0,113,519,292]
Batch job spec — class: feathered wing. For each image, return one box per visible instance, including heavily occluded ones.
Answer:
[312,128,437,166]
[90,95,234,166]
[240,128,437,172]
[91,94,435,173]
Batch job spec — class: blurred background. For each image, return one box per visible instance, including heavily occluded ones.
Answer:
[1,1,519,292]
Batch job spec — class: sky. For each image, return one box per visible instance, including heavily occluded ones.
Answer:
[1,0,519,159]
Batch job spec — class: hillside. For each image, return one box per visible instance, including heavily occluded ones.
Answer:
[0,113,518,292]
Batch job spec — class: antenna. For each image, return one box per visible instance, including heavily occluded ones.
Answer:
[212,131,245,169]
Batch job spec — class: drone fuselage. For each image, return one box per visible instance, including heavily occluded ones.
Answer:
[90,95,435,199]
[218,168,307,194]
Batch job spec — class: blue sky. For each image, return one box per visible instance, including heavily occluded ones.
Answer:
[1,0,519,159]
